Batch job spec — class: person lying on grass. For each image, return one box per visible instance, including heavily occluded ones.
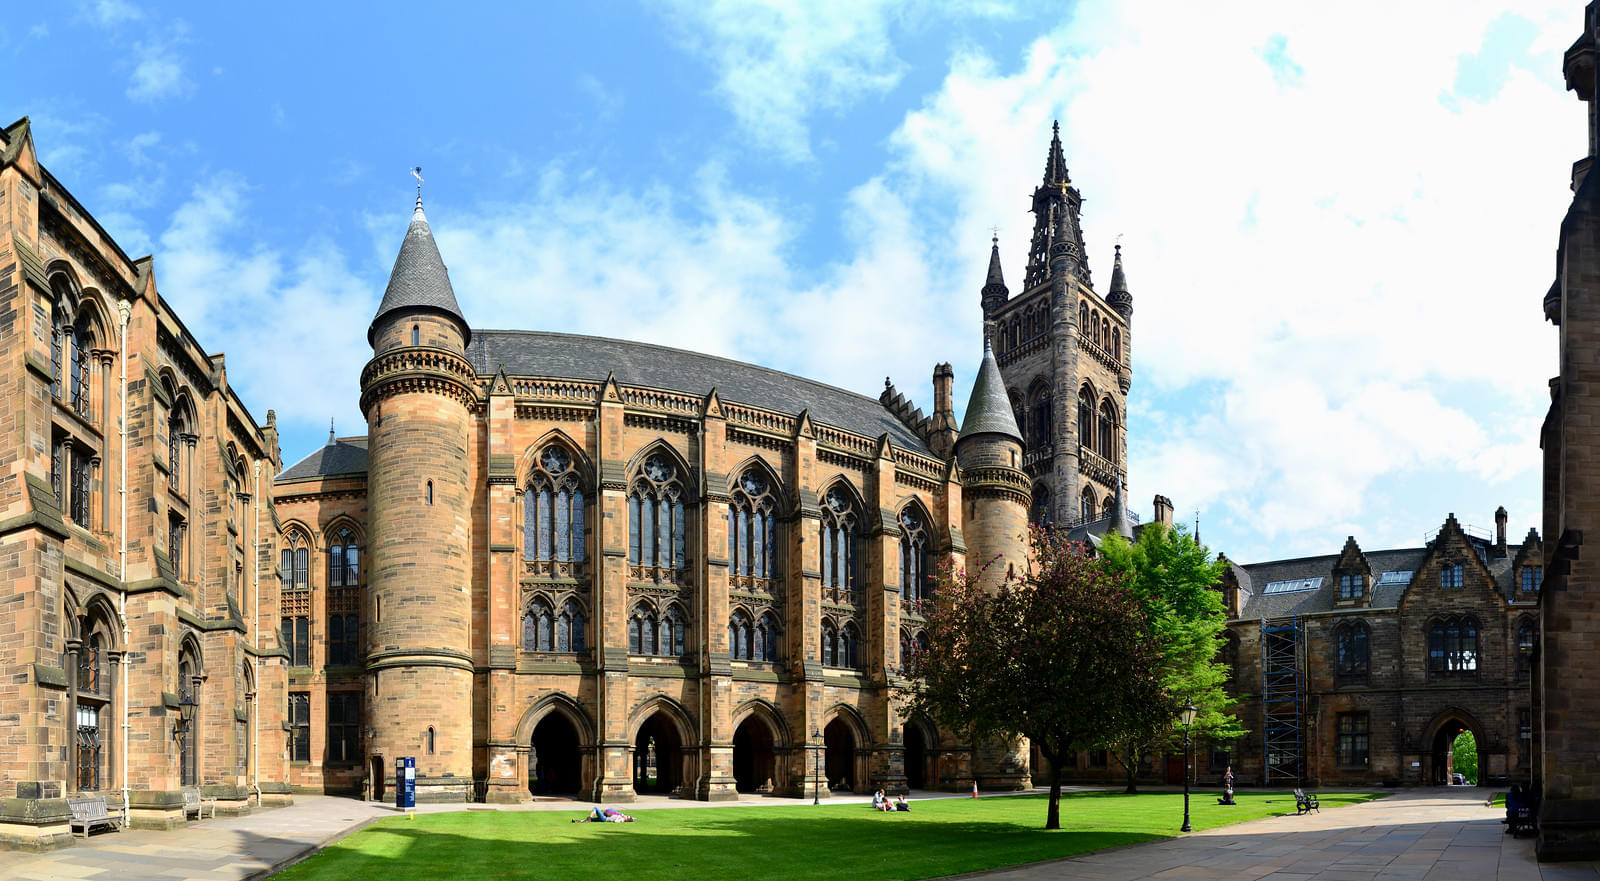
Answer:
[573,807,636,823]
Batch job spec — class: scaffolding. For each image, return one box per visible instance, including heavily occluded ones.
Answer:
[1261,617,1305,784]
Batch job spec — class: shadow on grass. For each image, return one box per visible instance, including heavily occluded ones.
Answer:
[268,791,1384,881]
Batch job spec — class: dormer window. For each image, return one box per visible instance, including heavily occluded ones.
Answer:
[1338,573,1363,600]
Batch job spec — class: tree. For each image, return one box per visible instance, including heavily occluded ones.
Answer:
[1452,730,1478,784]
[901,528,1172,829]
[1097,524,1241,793]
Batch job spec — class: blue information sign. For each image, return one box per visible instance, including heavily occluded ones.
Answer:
[396,757,416,809]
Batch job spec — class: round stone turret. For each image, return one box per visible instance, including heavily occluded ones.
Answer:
[360,195,477,802]
[956,341,1030,589]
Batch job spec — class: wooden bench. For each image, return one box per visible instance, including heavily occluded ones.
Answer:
[182,787,215,820]
[1293,788,1319,814]
[68,797,121,839]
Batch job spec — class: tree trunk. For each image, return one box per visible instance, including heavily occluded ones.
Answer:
[1046,759,1063,830]
[1122,741,1140,794]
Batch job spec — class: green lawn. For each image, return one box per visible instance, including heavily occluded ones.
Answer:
[273,790,1383,881]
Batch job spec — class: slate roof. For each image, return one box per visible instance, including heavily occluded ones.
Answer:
[277,438,369,482]
[368,200,469,345]
[468,330,931,453]
[958,343,1022,443]
[1235,537,1523,621]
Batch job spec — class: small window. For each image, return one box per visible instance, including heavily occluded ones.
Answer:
[425,480,433,505]
[412,324,420,346]
[1337,712,1369,766]
[1521,566,1542,593]
[1338,573,1363,599]
[1441,564,1464,588]
[426,726,436,755]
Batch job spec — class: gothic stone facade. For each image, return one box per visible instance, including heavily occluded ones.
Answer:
[0,118,290,851]
[1536,1,1600,859]
[269,128,1124,804]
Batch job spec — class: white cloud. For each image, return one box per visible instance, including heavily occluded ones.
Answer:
[654,0,1012,162]
[79,0,141,29]
[126,25,193,103]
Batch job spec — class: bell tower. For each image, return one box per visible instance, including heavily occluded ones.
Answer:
[360,189,477,801]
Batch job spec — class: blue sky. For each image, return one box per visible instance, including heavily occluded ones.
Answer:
[6,1,1583,563]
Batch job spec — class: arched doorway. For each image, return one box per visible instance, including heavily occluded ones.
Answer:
[1430,718,1478,786]
[531,713,581,796]
[824,718,856,792]
[633,712,684,795]
[732,716,777,792]
[904,724,929,790]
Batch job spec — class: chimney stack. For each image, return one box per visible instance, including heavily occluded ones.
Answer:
[1153,494,1174,527]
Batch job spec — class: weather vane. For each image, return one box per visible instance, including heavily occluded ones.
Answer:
[411,166,424,200]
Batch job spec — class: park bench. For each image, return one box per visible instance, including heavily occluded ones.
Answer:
[182,787,215,820]
[68,796,121,838]
[1293,788,1319,814]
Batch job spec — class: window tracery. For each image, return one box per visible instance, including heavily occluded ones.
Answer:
[629,452,688,583]
[522,595,588,653]
[728,467,778,591]
[1426,615,1478,678]
[900,507,932,608]
[820,485,860,602]
[1080,486,1096,523]
[728,608,778,662]
[525,443,587,577]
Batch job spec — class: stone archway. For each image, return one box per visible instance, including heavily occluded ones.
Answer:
[633,712,685,795]
[824,718,857,792]
[531,713,582,796]
[1429,716,1480,786]
[904,721,932,790]
[733,715,778,793]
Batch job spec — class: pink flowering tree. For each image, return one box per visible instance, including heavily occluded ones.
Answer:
[900,528,1171,829]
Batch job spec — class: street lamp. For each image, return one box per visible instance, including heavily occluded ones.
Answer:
[1179,700,1198,833]
[813,728,823,806]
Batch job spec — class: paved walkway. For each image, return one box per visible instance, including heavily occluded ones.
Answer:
[978,787,1600,881]
[0,787,1594,881]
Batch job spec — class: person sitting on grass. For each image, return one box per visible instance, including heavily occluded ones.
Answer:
[574,807,636,823]
[876,791,895,812]
[894,795,910,812]
[872,789,885,810]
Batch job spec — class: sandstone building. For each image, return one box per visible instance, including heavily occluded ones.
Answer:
[0,118,289,850]
[1535,0,1600,859]
[270,126,1141,804]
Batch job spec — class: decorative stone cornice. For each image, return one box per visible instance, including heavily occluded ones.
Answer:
[359,346,478,412]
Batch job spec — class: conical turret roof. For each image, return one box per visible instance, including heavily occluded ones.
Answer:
[958,340,1022,443]
[368,197,469,345]
[1107,243,1131,317]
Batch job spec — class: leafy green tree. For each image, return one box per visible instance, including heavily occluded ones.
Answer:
[1452,731,1478,784]
[901,529,1172,829]
[1097,524,1242,793]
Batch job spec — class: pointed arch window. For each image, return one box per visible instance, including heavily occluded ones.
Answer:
[558,600,586,652]
[900,508,932,607]
[1081,486,1096,523]
[524,444,587,576]
[1097,399,1116,462]
[523,598,555,652]
[1101,497,1114,519]
[1078,301,1089,335]
[1029,385,1051,449]
[1112,328,1122,362]
[1516,618,1538,681]
[729,609,753,661]
[1030,485,1051,527]
[51,296,66,401]
[1101,317,1111,350]
[1335,621,1370,682]
[820,486,859,601]
[329,528,359,587]
[628,452,688,583]
[755,612,778,662]
[728,467,778,588]
[822,619,838,667]
[177,645,201,785]
[167,395,186,492]
[280,532,309,592]
[1426,615,1478,679]
[1077,386,1094,453]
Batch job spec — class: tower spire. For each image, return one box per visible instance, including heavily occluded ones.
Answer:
[1107,240,1132,319]
[980,233,1009,318]
[1024,121,1090,290]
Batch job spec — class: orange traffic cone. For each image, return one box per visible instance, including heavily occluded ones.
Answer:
[971,780,979,798]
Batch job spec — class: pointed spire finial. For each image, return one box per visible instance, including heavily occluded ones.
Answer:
[328,418,335,445]
[410,166,424,212]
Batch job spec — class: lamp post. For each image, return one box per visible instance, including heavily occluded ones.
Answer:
[813,728,823,805]
[1180,700,1198,833]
